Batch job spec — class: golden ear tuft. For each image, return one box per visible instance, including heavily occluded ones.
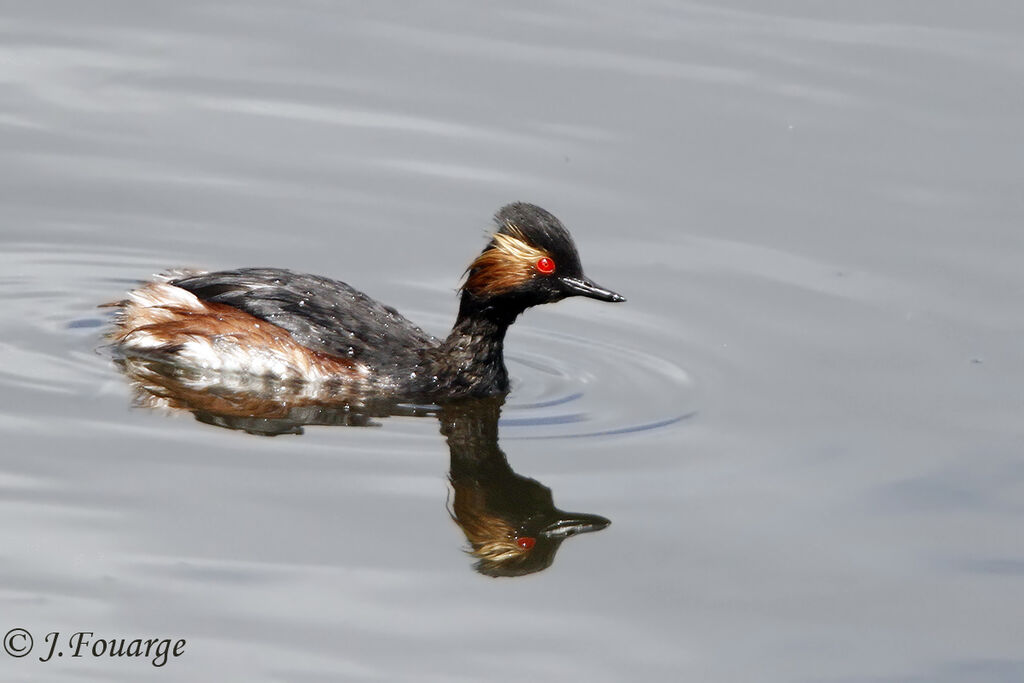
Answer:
[491,226,545,261]
[462,224,551,296]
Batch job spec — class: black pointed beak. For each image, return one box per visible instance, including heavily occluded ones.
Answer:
[560,277,626,303]
[540,512,611,538]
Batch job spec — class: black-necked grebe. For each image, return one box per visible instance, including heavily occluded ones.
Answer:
[108,202,624,401]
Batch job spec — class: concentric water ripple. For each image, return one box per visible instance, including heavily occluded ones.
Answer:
[500,328,696,439]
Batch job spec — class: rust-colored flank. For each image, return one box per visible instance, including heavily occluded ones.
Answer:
[108,282,359,381]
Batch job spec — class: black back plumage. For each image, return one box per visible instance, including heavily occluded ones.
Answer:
[172,268,437,372]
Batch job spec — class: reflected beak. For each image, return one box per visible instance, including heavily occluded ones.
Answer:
[540,512,611,538]
[560,277,626,303]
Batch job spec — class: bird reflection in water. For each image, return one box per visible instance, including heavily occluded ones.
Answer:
[442,396,609,577]
[115,357,610,577]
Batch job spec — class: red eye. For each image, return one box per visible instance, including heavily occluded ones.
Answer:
[517,537,536,550]
[536,257,555,274]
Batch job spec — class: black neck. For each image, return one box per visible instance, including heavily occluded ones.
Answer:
[430,292,522,399]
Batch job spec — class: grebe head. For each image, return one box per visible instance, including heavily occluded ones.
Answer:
[461,202,625,312]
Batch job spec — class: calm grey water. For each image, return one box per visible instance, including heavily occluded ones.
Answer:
[2,1,1023,681]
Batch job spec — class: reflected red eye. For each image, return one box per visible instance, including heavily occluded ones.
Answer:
[517,537,536,550]
[536,257,555,274]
